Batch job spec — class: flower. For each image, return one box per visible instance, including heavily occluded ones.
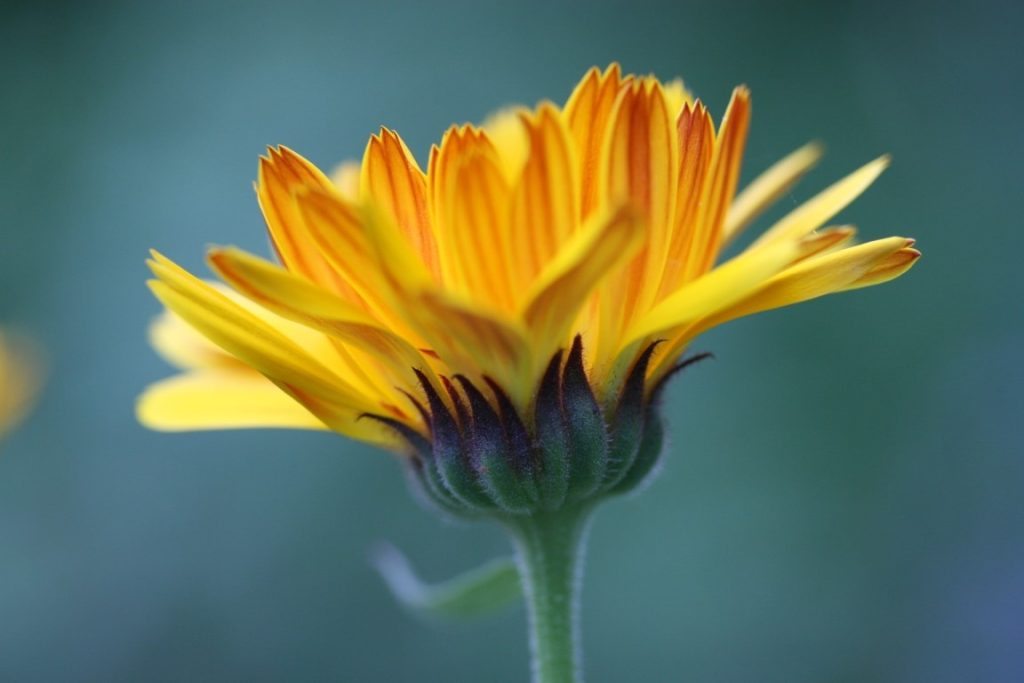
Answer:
[0,329,42,440]
[139,64,918,514]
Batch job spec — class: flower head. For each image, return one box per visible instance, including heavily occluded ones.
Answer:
[0,329,42,441]
[140,64,918,514]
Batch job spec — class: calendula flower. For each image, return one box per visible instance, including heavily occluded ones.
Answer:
[0,329,42,441]
[139,64,918,682]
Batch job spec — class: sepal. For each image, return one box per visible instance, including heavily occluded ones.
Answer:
[369,337,708,518]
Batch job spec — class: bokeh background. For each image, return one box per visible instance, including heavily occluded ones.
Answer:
[1,0,1020,680]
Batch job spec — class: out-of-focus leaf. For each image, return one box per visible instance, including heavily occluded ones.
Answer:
[370,542,522,619]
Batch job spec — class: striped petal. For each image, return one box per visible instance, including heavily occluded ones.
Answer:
[507,104,580,289]
[441,148,516,309]
[295,186,431,342]
[257,147,352,296]
[599,78,680,311]
[521,203,646,361]
[678,87,751,281]
[658,101,715,299]
[361,128,440,280]
[563,63,627,221]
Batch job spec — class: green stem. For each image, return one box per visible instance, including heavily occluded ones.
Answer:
[506,506,593,683]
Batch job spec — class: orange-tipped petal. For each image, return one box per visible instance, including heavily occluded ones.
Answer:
[257,147,350,294]
[507,104,581,289]
[658,101,715,299]
[564,63,627,220]
[599,79,679,311]
[678,86,751,281]
[361,128,440,280]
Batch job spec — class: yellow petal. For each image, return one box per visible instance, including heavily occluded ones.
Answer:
[481,106,531,181]
[752,155,889,247]
[694,236,918,332]
[843,243,921,291]
[625,238,800,344]
[329,159,361,199]
[360,128,440,280]
[521,202,646,359]
[147,252,373,415]
[0,331,43,438]
[661,77,693,118]
[208,247,435,398]
[149,308,246,371]
[723,142,824,245]
[137,372,329,432]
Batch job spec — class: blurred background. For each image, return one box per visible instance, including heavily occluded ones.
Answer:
[1,0,1020,680]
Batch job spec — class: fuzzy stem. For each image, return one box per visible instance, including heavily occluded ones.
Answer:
[506,506,592,683]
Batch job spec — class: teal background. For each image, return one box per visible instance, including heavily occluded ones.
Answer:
[1,0,1021,680]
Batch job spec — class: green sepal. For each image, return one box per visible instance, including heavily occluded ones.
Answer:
[362,413,469,516]
[534,350,570,510]
[602,341,659,490]
[562,336,608,502]
[371,542,522,619]
[609,408,665,495]
[456,375,537,514]
[415,370,494,511]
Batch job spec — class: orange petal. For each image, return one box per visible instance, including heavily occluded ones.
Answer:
[563,63,627,221]
[428,125,504,291]
[361,128,440,280]
[295,186,430,343]
[678,87,751,281]
[256,147,352,297]
[658,100,715,299]
[442,148,516,309]
[507,104,581,289]
[599,79,680,312]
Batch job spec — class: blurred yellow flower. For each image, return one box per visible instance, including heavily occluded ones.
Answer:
[0,329,42,440]
[139,64,919,447]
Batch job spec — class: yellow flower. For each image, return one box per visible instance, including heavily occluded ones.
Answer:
[0,329,42,440]
[139,64,919,450]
